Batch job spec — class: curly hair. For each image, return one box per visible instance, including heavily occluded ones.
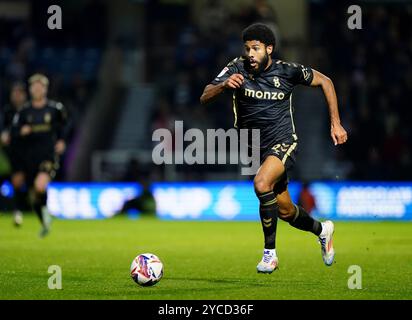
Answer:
[242,23,276,47]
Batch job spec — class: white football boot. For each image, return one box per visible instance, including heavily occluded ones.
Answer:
[318,220,335,266]
[13,210,23,227]
[257,249,279,274]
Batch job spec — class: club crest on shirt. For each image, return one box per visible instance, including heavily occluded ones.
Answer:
[273,76,280,88]
[44,112,52,123]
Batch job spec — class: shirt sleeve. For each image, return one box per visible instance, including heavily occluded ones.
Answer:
[55,102,71,142]
[210,58,239,85]
[10,109,25,139]
[1,105,14,133]
[287,62,314,86]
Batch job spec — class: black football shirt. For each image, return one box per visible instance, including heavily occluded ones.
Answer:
[211,56,314,149]
[12,99,69,155]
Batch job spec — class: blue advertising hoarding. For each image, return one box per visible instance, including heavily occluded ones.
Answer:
[152,181,301,220]
[309,182,412,220]
[47,181,412,220]
[47,183,141,219]
[152,181,412,221]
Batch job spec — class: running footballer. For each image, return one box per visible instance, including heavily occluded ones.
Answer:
[200,23,348,273]
[11,74,69,237]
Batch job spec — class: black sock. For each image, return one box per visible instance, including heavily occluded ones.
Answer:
[33,193,47,225]
[33,202,43,224]
[12,189,26,212]
[289,205,322,236]
[257,191,278,249]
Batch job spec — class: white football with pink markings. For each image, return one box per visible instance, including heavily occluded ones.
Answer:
[130,253,164,286]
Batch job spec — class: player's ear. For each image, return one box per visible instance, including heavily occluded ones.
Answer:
[266,45,273,55]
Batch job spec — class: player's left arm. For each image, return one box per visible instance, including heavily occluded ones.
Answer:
[310,69,348,145]
[55,102,71,155]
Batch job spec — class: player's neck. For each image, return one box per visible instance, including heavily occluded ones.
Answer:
[13,102,25,111]
[264,58,273,71]
[32,98,47,108]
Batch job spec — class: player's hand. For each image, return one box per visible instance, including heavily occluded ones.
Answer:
[55,139,66,155]
[331,122,348,145]
[20,125,32,136]
[223,74,244,89]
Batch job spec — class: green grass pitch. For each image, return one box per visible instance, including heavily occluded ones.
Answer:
[0,213,411,300]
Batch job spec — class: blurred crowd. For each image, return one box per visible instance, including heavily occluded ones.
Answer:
[0,0,106,180]
[309,2,412,180]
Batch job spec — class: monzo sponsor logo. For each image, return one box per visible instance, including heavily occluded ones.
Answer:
[244,88,285,100]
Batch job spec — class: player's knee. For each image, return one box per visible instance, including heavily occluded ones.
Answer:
[278,203,296,221]
[34,181,46,194]
[34,182,47,194]
[254,176,273,195]
[34,174,50,193]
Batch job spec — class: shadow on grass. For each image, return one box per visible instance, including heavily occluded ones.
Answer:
[162,276,310,288]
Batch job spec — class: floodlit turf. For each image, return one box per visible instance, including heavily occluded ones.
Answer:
[0,213,411,300]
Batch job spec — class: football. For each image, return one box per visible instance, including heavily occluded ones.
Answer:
[130,253,164,286]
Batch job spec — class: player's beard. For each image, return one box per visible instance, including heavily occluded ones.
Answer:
[247,53,270,75]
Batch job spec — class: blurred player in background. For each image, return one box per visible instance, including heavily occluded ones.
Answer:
[200,23,347,273]
[297,182,316,215]
[1,82,28,226]
[11,74,69,237]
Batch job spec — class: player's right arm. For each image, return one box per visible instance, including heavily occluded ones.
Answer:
[0,106,11,145]
[11,109,31,137]
[54,102,70,155]
[200,74,244,104]
[200,58,244,105]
